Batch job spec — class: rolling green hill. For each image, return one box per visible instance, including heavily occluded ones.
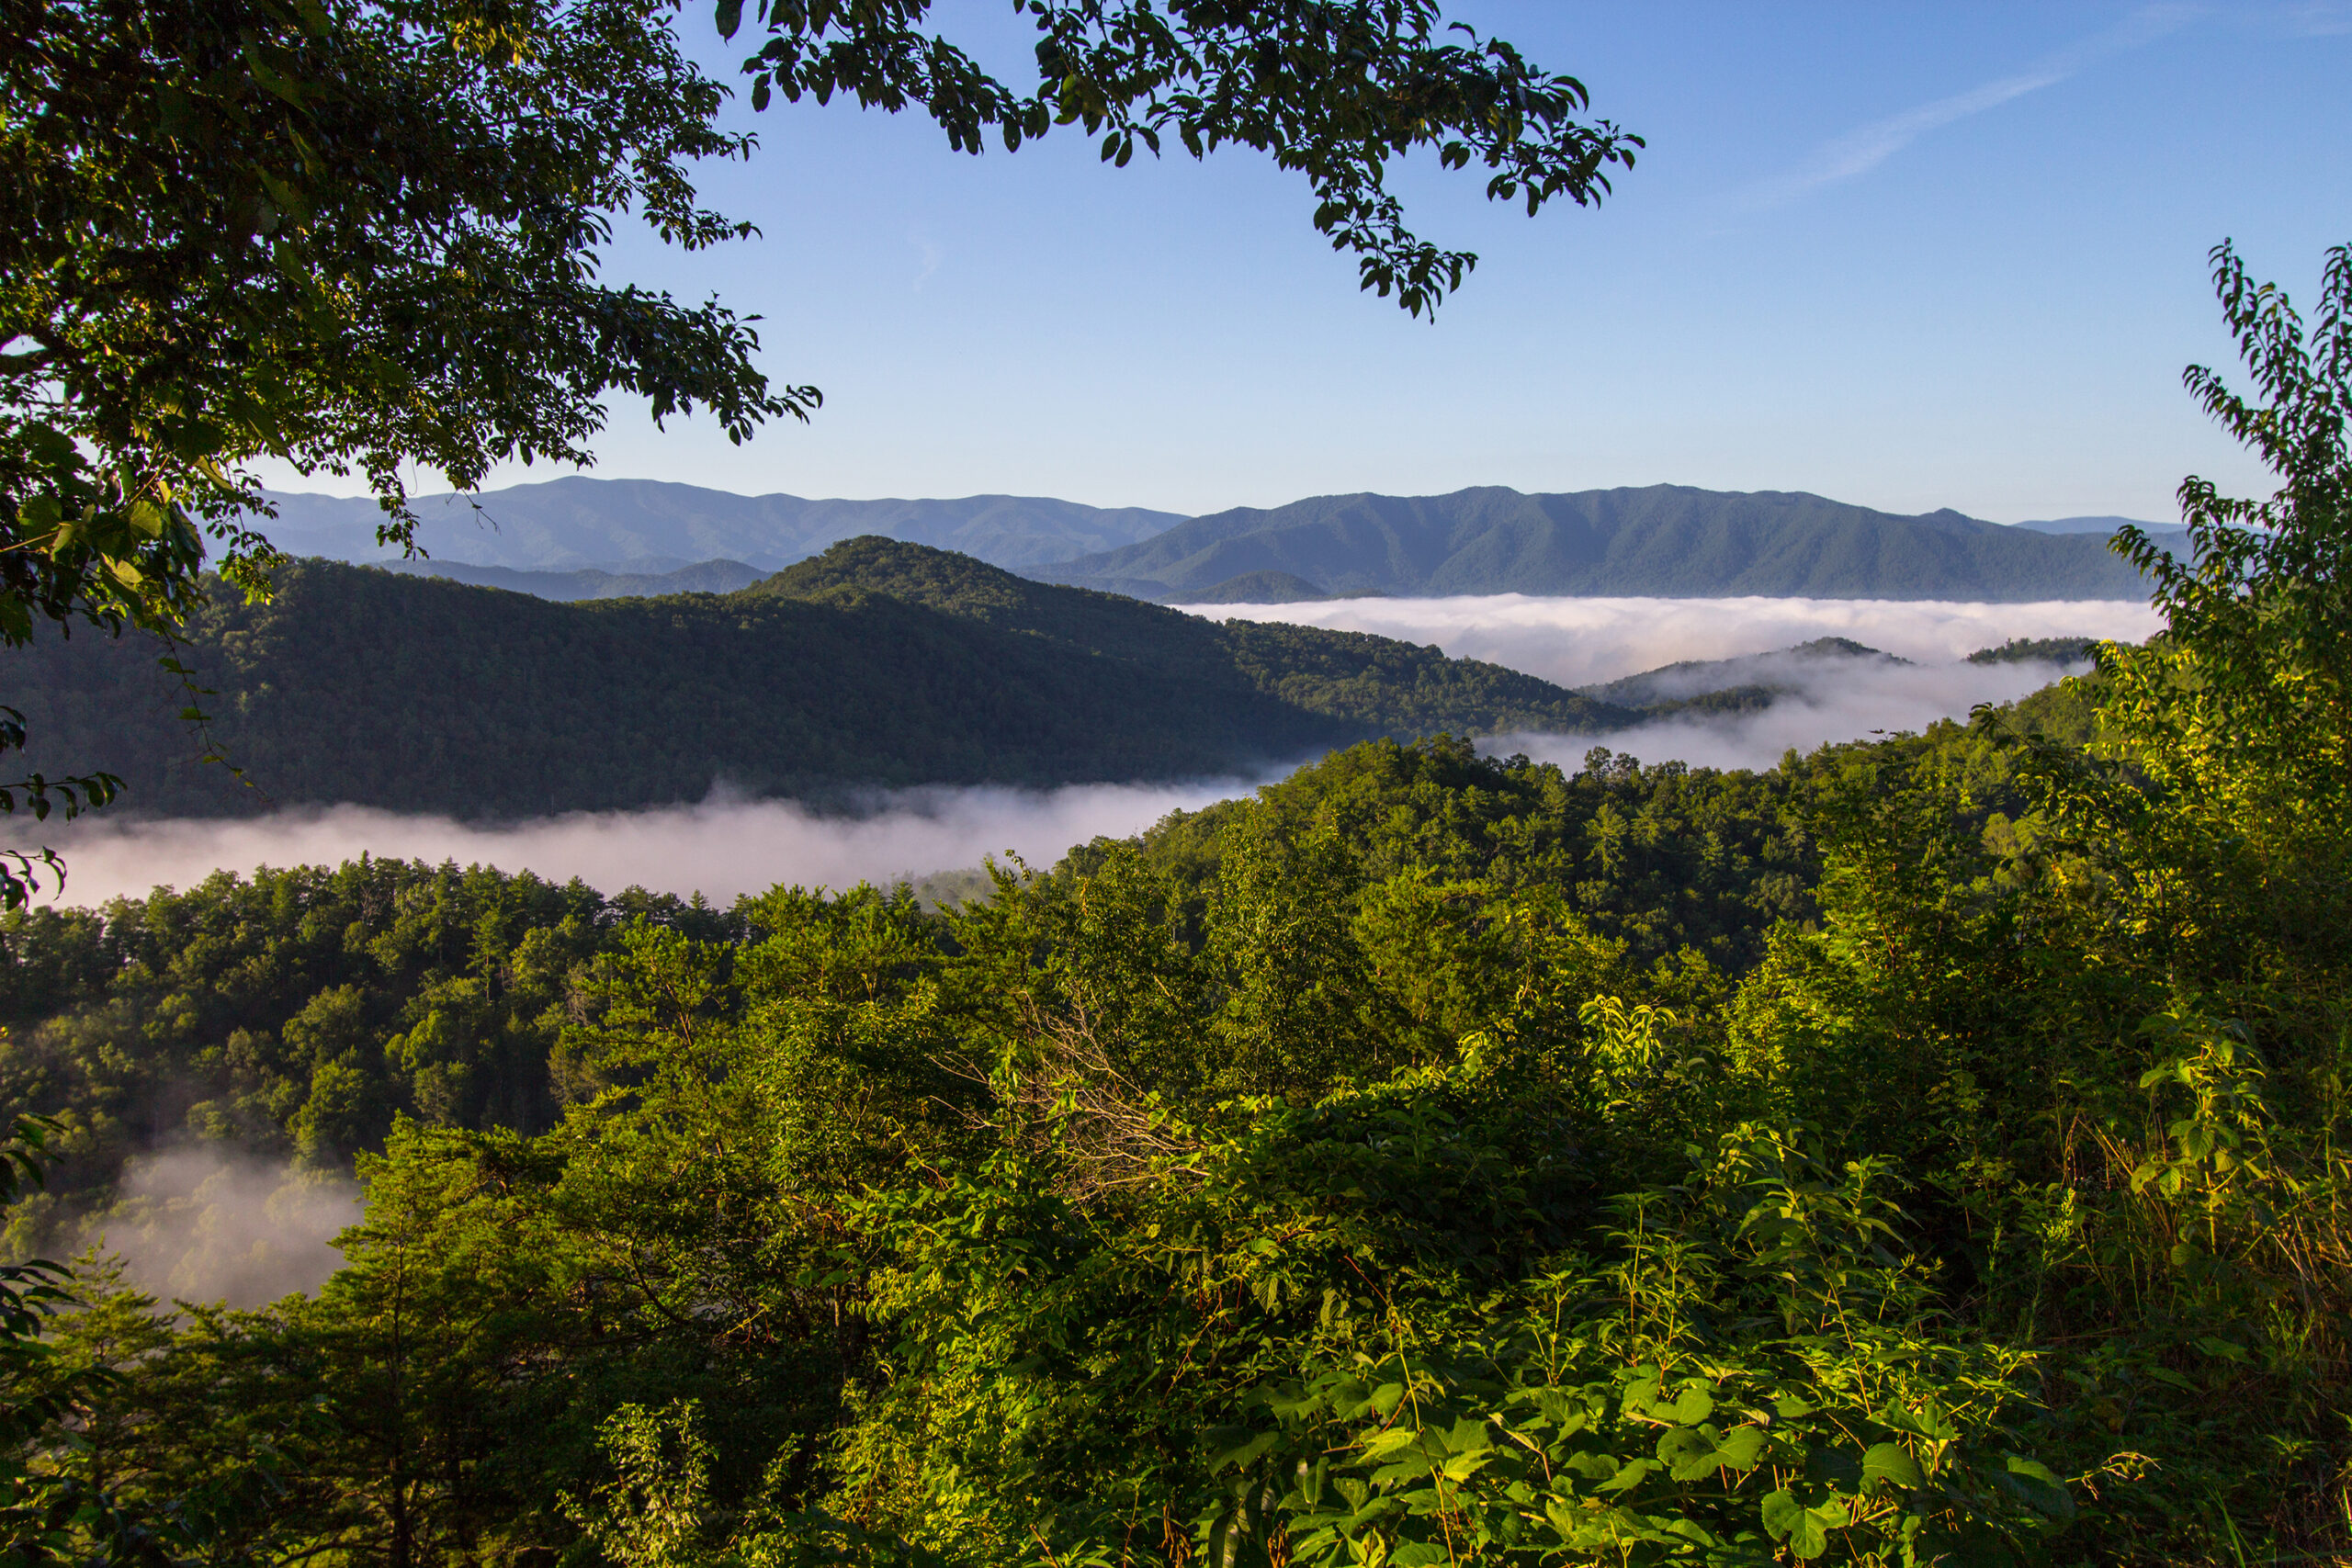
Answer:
[7,539,1637,818]
[1041,484,2157,600]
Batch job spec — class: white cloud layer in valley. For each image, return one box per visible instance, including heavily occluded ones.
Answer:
[1178,593,2164,689]
[1179,592,2162,776]
[43,780,1265,911]
[39,596,2162,909]
[1488,655,2085,775]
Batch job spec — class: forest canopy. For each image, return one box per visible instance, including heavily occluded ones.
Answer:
[0,238,2345,1565]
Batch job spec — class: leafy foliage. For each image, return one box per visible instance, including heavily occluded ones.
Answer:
[0,0,813,902]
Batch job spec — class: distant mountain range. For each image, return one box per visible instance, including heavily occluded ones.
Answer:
[2011,515,2187,537]
[1041,486,2163,602]
[370,557,770,600]
[255,478,2175,602]
[259,478,1183,572]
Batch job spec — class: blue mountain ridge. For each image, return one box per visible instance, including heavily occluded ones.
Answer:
[1039,485,2164,602]
[254,478,2172,601]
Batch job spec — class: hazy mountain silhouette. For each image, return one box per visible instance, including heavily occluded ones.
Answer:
[1042,485,2159,601]
[257,477,1185,572]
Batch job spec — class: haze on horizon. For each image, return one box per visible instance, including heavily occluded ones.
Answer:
[251,4,2350,527]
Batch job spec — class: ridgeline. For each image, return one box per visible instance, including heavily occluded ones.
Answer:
[8,538,1638,818]
[1046,484,2158,601]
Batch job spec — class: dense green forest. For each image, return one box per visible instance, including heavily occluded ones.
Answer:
[2,618,2343,1562]
[1044,484,2156,601]
[0,726,1886,1253]
[4,539,1640,818]
[3,238,2348,1565]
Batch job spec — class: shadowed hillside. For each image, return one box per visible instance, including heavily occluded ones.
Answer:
[7,540,1637,818]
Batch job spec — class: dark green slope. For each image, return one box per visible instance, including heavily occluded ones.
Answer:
[758,537,1634,739]
[10,540,1634,818]
[1186,570,1335,604]
[1040,484,2156,601]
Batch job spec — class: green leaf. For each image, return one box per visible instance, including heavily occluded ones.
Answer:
[1716,1426,1766,1472]
[1598,1457,1658,1494]
[1657,1423,1765,1481]
[1761,1491,1812,1551]
[1439,1450,1490,1483]
[1209,1430,1277,1473]
[1861,1442,1924,1491]
[715,0,744,39]
[1761,1491,1845,1559]
[1999,1455,2075,1520]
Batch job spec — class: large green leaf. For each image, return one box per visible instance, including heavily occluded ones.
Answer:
[1761,1490,1848,1560]
[1860,1441,1924,1492]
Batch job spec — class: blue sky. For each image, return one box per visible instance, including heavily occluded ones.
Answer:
[315,1,2352,522]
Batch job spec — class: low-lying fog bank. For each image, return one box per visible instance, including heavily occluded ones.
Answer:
[97,1149,361,1308]
[1180,593,2162,688]
[40,778,1269,910]
[1489,654,2083,774]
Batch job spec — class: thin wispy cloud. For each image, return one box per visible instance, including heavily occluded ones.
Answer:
[1742,5,2198,209]
[910,231,943,290]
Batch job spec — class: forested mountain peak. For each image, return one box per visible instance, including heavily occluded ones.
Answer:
[749,535,1257,679]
